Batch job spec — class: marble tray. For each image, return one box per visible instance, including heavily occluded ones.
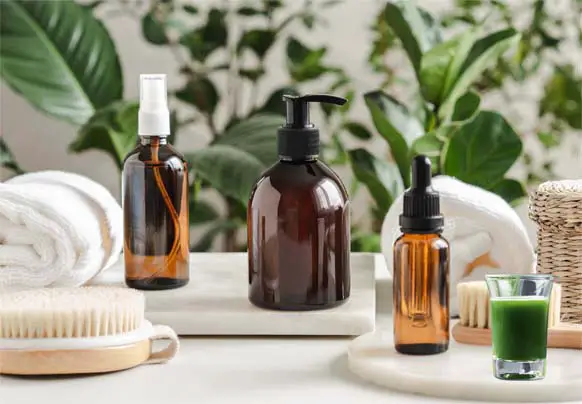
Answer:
[348,330,582,402]
[91,253,380,336]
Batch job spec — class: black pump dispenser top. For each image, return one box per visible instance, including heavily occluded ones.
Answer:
[399,155,444,234]
[278,94,347,161]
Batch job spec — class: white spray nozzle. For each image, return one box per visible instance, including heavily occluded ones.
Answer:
[138,74,170,136]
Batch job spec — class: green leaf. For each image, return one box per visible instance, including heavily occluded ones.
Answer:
[540,66,582,129]
[419,38,461,104]
[189,199,219,225]
[186,145,265,204]
[343,121,373,140]
[409,132,443,169]
[183,5,198,14]
[350,232,381,253]
[451,91,480,122]
[488,178,527,206]
[237,7,262,16]
[383,1,442,75]
[142,10,169,45]
[191,220,241,252]
[439,29,520,120]
[237,29,276,60]
[0,0,123,125]
[213,114,282,166]
[443,111,522,188]
[256,87,298,116]
[0,137,25,174]
[175,78,219,114]
[70,101,138,169]
[364,91,424,187]
[179,8,227,61]
[441,28,481,99]
[286,37,328,81]
[348,148,402,214]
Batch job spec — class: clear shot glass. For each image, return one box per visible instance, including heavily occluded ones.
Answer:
[485,274,553,381]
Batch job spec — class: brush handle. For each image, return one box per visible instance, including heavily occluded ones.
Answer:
[452,322,582,349]
[146,324,180,364]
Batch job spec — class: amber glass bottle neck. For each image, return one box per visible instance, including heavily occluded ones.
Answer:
[400,233,442,241]
[140,136,168,146]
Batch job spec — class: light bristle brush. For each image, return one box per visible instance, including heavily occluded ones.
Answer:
[0,287,179,375]
[453,281,582,349]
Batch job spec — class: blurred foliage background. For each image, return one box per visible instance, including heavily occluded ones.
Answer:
[1,0,580,252]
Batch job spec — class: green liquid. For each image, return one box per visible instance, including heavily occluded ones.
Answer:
[490,297,549,361]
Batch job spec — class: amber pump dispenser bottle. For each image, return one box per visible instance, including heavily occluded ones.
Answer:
[393,155,449,355]
[248,94,350,311]
[122,74,189,290]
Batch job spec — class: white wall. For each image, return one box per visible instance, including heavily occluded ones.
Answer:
[1,0,581,245]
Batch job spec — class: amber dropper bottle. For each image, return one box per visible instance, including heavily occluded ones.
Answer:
[393,155,449,355]
[122,74,189,290]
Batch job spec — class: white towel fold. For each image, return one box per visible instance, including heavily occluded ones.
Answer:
[0,171,122,289]
[381,175,535,316]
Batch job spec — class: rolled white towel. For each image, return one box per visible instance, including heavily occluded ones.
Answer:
[0,171,122,289]
[381,175,535,316]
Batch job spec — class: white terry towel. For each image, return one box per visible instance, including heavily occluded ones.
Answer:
[0,171,122,289]
[381,175,535,316]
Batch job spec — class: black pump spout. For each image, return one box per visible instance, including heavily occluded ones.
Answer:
[282,94,347,129]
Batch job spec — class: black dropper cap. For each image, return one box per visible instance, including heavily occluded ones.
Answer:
[399,155,444,234]
[278,94,347,161]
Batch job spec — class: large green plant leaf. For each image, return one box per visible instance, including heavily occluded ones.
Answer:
[0,1,123,125]
[443,111,522,188]
[489,178,527,206]
[383,1,442,75]
[213,114,282,166]
[419,38,460,104]
[348,148,403,214]
[189,199,220,225]
[286,37,328,82]
[364,91,424,187]
[439,29,519,120]
[540,65,582,129]
[0,137,25,174]
[175,77,219,114]
[237,29,276,60]
[451,91,480,123]
[186,145,264,204]
[179,8,227,61]
[70,101,138,169]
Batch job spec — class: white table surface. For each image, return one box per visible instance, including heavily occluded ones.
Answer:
[0,273,576,404]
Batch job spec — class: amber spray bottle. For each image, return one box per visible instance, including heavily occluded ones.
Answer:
[393,155,449,354]
[248,94,350,310]
[122,74,189,290]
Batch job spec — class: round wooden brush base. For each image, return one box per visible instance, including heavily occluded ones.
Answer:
[0,324,179,376]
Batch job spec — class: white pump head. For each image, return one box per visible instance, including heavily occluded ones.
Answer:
[138,74,170,136]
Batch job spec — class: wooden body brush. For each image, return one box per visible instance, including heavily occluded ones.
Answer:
[453,281,582,349]
[0,287,179,375]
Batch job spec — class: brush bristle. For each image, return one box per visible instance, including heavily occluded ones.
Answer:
[0,287,145,338]
[457,281,562,329]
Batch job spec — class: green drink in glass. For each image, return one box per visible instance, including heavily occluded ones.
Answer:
[486,274,553,380]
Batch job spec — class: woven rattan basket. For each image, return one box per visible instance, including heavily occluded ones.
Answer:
[529,180,582,324]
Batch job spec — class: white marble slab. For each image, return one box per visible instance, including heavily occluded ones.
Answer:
[348,330,582,402]
[91,253,380,336]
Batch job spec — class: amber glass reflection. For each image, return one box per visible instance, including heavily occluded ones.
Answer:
[248,160,350,310]
[123,137,189,290]
[393,233,449,354]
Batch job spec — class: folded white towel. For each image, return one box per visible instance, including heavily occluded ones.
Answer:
[381,175,535,316]
[0,171,122,289]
